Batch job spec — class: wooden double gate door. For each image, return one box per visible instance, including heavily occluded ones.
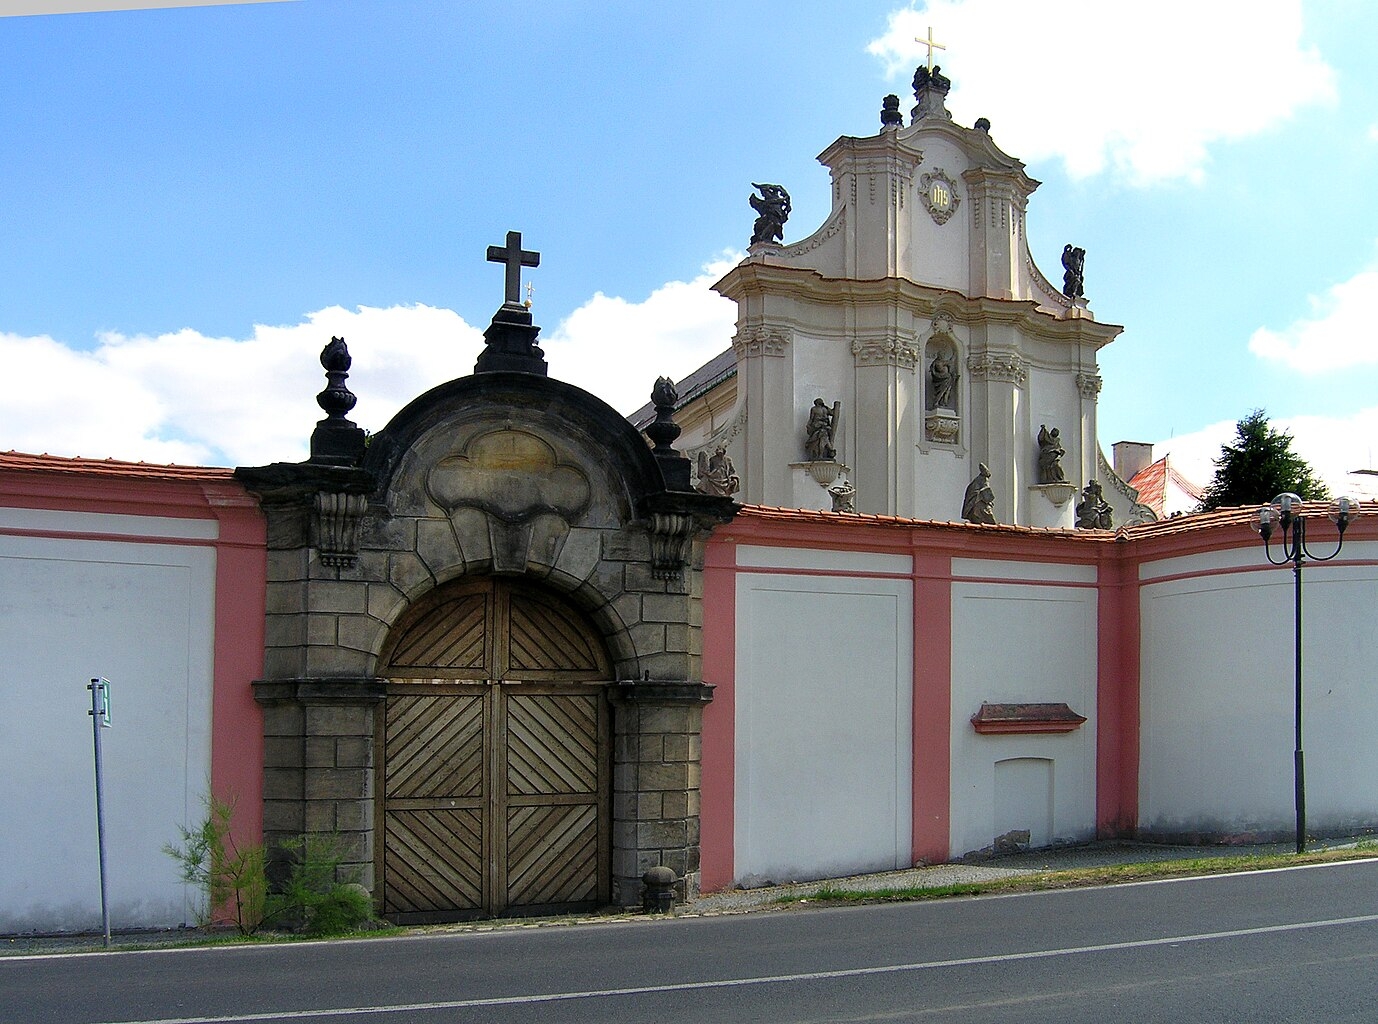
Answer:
[377,578,613,921]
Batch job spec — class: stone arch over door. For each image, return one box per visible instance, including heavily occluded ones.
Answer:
[376,576,614,922]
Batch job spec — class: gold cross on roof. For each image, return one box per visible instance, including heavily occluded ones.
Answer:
[916,25,946,71]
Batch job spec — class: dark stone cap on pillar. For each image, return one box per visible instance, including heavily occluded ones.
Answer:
[475,303,548,376]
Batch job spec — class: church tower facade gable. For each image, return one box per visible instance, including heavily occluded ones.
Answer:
[705,65,1128,526]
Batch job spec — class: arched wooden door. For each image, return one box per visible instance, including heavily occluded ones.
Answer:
[376,577,612,921]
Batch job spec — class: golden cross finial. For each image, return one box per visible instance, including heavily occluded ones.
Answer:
[916,25,945,71]
[524,281,534,309]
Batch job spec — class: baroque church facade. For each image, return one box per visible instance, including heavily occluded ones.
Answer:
[655,66,1149,529]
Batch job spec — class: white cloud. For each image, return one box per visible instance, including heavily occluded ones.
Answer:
[1155,409,1378,502]
[0,256,741,467]
[1248,262,1378,372]
[544,252,740,415]
[1,305,482,467]
[868,1,1335,185]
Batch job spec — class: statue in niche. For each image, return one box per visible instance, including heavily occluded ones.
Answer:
[1076,479,1114,529]
[1037,424,1067,484]
[804,398,839,462]
[961,463,997,525]
[929,348,959,410]
[1061,244,1086,299]
[829,480,856,513]
[749,182,791,245]
[695,446,740,498]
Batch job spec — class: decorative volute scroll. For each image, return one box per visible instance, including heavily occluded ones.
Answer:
[646,512,696,580]
[313,491,369,569]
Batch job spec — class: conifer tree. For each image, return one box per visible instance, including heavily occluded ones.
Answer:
[1197,409,1330,512]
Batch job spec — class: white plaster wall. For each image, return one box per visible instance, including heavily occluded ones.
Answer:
[1139,541,1378,837]
[734,565,912,882]
[949,575,1098,857]
[913,448,971,523]
[0,525,215,933]
[905,135,970,293]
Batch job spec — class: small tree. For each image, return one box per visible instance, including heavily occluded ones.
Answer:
[1197,409,1331,512]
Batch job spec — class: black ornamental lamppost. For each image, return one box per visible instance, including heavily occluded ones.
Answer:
[1254,492,1359,854]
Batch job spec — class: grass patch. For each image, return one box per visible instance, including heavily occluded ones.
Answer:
[775,844,1378,906]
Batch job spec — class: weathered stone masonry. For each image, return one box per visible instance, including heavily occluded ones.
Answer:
[238,365,734,910]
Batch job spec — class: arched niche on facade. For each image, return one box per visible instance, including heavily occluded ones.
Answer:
[924,322,962,445]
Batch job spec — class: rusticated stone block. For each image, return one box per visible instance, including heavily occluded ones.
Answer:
[387,550,434,597]
[639,704,692,734]
[636,734,664,763]
[306,613,337,647]
[640,593,686,624]
[366,582,407,626]
[637,761,688,792]
[304,767,369,801]
[304,801,336,831]
[664,622,691,654]
[304,736,337,768]
[262,768,304,802]
[662,791,689,820]
[307,580,369,615]
[334,799,373,832]
[265,581,308,616]
[262,800,305,834]
[304,704,370,736]
[263,735,302,767]
[629,622,667,657]
[304,644,372,677]
[335,736,373,768]
[662,734,689,762]
[337,613,385,656]
[623,560,669,594]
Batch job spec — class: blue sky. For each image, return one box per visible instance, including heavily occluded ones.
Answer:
[3,0,1378,497]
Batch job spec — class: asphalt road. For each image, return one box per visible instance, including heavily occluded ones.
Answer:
[5,859,1377,1024]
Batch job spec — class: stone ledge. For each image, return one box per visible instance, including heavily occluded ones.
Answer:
[610,680,714,704]
[253,677,387,705]
[970,702,1087,734]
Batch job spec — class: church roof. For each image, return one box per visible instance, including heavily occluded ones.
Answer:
[627,346,737,430]
[0,450,234,482]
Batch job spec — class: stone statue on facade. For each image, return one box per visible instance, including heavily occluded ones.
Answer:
[1076,479,1114,529]
[930,350,959,409]
[804,398,839,462]
[829,480,856,513]
[1037,424,1067,484]
[695,446,740,498]
[749,182,791,245]
[961,463,997,525]
[1061,244,1086,299]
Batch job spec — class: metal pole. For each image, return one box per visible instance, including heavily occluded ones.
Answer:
[89,679,111,947]
[1292,522,1306,856]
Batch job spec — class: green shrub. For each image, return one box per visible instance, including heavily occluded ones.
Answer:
[163,797,267,934]
[268,834,377,935]
[166,801,377,936]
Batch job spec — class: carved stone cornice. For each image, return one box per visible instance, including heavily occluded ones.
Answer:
[781,208,845,258]
[710,266,1123,352]
[852,336,919,368]
[967,352,1027,386]
[731,326,791,359]
[1076,372,1103,398]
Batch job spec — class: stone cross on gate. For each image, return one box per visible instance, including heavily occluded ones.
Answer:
[916,25,946,71]
[486,230,540,306]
